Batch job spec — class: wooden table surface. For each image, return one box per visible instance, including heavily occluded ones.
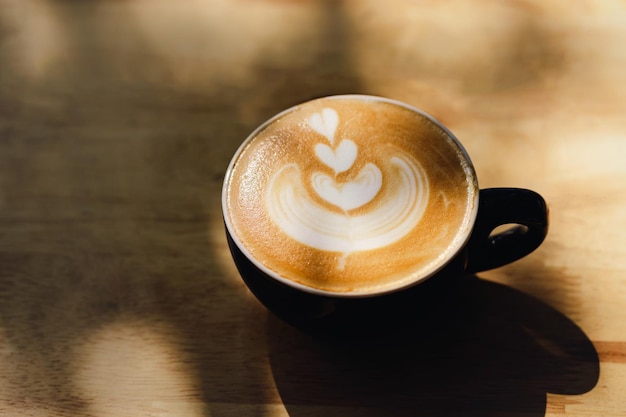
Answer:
[1,1,625,416]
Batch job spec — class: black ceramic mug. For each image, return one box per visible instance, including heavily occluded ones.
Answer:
[222,95,548,335]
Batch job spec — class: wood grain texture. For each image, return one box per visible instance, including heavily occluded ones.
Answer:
[0,0,624,416]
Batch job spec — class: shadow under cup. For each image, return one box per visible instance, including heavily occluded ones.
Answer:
[222,96,548,336]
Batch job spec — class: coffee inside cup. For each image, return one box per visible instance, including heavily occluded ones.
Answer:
[223,96,478,295]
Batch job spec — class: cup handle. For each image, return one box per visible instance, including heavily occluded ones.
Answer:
[465,188,549,273]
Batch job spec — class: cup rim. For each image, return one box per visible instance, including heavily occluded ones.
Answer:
[222,94,479,298]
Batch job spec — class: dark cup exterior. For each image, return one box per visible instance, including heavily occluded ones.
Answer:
[224,188,548,337]
[226,231,469,337]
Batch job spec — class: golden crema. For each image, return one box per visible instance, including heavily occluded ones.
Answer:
[223,96,478,295]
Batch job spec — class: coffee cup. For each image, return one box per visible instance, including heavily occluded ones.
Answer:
[222,95,548,335]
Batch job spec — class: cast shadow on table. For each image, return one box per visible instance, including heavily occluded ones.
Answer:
[267,276,599,417]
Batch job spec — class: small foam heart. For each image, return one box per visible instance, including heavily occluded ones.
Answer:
[308,108,339,144]
[315,139,357,174]
[311,163,382,211]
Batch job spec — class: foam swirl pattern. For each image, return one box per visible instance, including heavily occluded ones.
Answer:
[267,154,429,258]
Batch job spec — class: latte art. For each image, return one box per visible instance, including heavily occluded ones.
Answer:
[266,108,429,268]
[223,96,478,295]
[310,162,382,211]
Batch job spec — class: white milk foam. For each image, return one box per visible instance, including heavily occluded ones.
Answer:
[266,108,429,263]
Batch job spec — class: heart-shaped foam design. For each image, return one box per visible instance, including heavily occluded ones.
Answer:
[308,108,339,144]
[315,139,357,174]
[311,163,382,211]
